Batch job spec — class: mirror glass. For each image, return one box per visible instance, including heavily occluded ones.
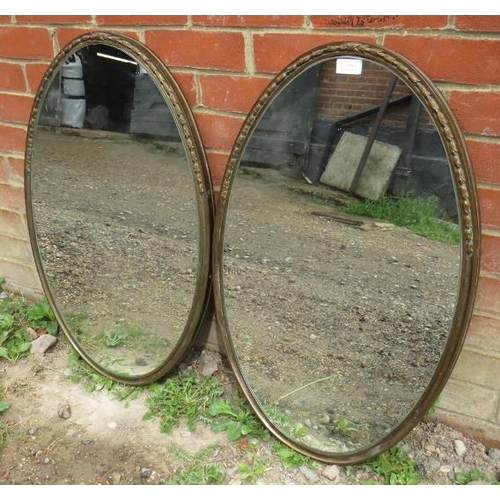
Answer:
[214,44,479,462]
[26,34,212,383]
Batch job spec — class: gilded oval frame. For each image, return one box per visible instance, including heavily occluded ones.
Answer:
[25,31,214,385]
[212,41,481,464]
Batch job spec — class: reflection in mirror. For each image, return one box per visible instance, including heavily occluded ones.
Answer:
[26,34,212,383]
[215,44,479,463]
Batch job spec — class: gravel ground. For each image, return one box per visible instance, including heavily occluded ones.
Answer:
[30,128,201,376]
[7,128,497,486]
[221,165,460,454]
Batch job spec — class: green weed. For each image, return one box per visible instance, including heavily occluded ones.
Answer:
[101,322,146,348]
[265,405,308,439]
[333,417,363,438]
[425,397,441,418]
[0,384,9,415]
[361,446,423,485]
[164,445,224,485]
[144,369,225,433]
[0,280,59,361]
[0,384,11,451]
[164,464,224,485]
[145,370,269,442]
[272,440,316,469]
[0,314,31,361]
[25,299,58,335]
[327,416,370,448]
[208,392,270,442]
[101,325,129,347]
[68,350,143,401]
[455,468,499,485]
[238,459,267,483]
[343,194,460,244]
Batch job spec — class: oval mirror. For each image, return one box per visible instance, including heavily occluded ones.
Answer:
[25,32,213,384]
[213,42,480,464]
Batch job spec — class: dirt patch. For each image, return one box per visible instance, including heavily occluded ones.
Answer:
[1,340,499,485]
[0,341,226,485]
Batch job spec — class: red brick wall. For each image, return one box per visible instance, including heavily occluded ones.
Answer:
[315,60,432,128]
[1,14,499,445]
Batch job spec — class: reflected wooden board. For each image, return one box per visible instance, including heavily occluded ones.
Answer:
[320,131,402,201]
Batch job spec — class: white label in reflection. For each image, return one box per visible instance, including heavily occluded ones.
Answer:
[336,58,363,75]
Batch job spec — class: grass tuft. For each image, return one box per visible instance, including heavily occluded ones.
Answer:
[0,279,59,362]
[360,446,423,485]
[144,369,225,433]
[343,194,460,244]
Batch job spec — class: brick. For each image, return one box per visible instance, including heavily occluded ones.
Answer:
[0,208,26,238]
[451,349,500,389]
[0,182,24,210]
[199,75,271,113]
[17,15,93,24]
[56,28,97,50]
[439,378,499,421]
[311,15,448,30]
[0,63,26,92]
[0,258,40,290]
[194,112,244,151]
[478,186,500,229]
[56,28,140,51]
[146,30,245,71]
[206,151,229,189]
[475,275,500,314]
[171,71,198,107]
[253,33,376,73]
[0,156,23,183]
[449,91,500,137]
[0,124,26,153]
[465,313,500,355]
[467,139,500,185]
[384,35,500,85]
[0,157,8,182]
[0,93,33,123]
[0,27,53,59]
[481,232,500,274]
[193,15,304,27]
[26,63,50,93]
[0,234,32,261]
[96,15,188,26]
[7,156,24,181]
[455,15,500,31]
[0,16,11,22]
[434,410,500,448]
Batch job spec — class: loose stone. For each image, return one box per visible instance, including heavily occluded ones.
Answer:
[140,468,152,479]
[322,464,341,482]
[454,439,467,457]
[57,404,71,419]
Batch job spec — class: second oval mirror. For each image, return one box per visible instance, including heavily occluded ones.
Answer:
[25,33,213,384]
[213,42,480,463]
